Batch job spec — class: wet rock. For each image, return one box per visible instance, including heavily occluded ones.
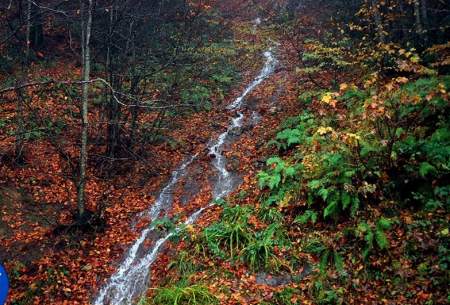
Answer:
[256,273,292,286]
[246,96,262,110]
[229,127,243,137]
[253,158,266,169]
[255,141,265,149]
[269,106,278,114]
[255,263,312,287]
[226,156,240,172]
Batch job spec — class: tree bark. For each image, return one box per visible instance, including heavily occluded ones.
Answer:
[414,0,423,35]
[420,0,429,41]
[77,0,93,218]
[106,4,119,159]
[14,88,25,163]
[371,0,385,43]
[25,0,31,60]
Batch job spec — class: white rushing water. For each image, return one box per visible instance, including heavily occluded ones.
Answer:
[226,50,277,110]
[94,44,277,305]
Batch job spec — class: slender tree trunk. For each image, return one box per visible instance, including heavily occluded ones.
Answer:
[14,88,25,163]
[77,0,93,219]
[129,77,140,147]
[106,5,120,159]
[15,0,32,163]
[25,0,31,60]
[414,0,423,35]
[371,0,385,43]
[420,0,429,41]
[128,30,138,148]
[398,0,409,41]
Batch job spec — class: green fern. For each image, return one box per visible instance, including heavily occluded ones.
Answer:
[357,218,392,260]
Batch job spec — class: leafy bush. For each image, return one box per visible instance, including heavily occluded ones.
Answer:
[299,37,352,83]
[258,157,299,191]
[258,75,450,223]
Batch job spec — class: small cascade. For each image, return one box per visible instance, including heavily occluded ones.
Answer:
[94,155,196,305]
[94,42,277,305]
[226,50,277,110]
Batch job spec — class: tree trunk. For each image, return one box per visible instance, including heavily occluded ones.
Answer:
[14,0,32,163]
[105,5,120,159]
[371,0,385,43]
[14,88,25,164]
[398,0,409,41]
[420,0,429,41]
[414,0,423,35]
[25,0,31,60]
[77,0,93,219]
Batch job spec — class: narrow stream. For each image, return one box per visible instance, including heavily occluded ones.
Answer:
[94,44,277,305]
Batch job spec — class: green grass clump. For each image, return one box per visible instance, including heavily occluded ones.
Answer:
[150,284,218,305]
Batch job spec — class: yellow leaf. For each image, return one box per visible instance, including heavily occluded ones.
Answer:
[316,126,334,135]
[339,83,348,91]
[395,77,409,84]
[385,82,394,91]
[321,92,333,104]
[410,55,420,63]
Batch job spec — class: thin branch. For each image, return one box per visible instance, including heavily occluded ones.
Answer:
[0,78,193,110]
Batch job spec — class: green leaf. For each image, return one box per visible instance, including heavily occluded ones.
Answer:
[395,127,405,138]
[268,174,281,190]
[362,246,370,260]
[357,222,370,233]
[419,162,436,177]
[341,192,351,209]
[375,229,389,250]
[308,180,322,189]
[324,201,338,219]
[294,210,318,225]
[376,218,392,230]
[334,251,344,273]
[318,188,329,201]
[319,250,330,274]
[284,166,296,177]
[350,197,360,217]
